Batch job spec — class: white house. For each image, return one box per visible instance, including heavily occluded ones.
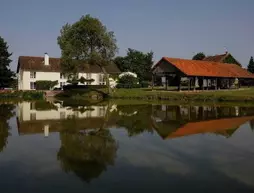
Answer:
[17,53,120,90]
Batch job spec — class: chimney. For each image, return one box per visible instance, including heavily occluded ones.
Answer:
[44,53,49,65]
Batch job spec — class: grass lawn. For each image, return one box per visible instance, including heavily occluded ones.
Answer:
[110,87,254,104]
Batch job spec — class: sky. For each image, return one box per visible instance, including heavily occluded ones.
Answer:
[0,0,254,71]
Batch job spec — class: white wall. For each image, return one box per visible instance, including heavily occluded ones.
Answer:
[19,70,106,90]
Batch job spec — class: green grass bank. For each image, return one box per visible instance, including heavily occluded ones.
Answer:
[0,90,45,100]
[110,88,254,104]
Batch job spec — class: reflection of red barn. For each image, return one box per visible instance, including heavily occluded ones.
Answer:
[152,116,254,139]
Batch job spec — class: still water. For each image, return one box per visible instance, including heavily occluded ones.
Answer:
[0,101,254,192]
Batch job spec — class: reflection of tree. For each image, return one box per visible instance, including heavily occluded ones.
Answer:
[57,129,117,183]
[0,104,15,152]
[116,105,153,136]
[250,120,254,131]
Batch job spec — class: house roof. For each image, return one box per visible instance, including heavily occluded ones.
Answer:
[17,56,120,74]
[203,52,242,66]
[154,57,254,78]
[203,53,228,62]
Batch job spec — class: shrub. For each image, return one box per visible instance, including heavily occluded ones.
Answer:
[63,84,107,91]
[0,90,44,100]
[141,81,150,88]
[117,74,139,88]
[36,80,58,90]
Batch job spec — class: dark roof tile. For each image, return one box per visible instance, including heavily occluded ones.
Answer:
[17,56,120,74]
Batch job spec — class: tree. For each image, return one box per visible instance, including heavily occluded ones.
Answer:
[57,15,118,94]
[223,54,242,67]
[114,48,154,82]
[0,36,15,88]
[192,52,206,60]
[247,56,254,73]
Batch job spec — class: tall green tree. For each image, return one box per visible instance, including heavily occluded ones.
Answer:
[192,52,206,60]
[114,48,154,81]
[0,36,14,88]
[247,56,254,73]
[57,15,118,93]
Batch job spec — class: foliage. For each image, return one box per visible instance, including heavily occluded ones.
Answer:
[57,14,118,93]
[79,76,95,84]
[57,129,117,183]
[63,84,106,91]
[0,90,44,100]
[35,80,58,90]
[114,48,154,81]
[0,36,15,88]
[192,52,206,60]
[0,104,15,152]
[247,56,254,73]
[140,81,150,88]
[223,54,241,66]
[115,105,153,136]
[34,101,58,111]
[56,89,106,101]
[117,74,139,88]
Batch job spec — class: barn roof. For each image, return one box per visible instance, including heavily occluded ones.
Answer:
[153,57,254,78]
[17,56,120,74]
[165,116,254,139]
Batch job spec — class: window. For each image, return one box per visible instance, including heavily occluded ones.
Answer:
[60,73,67,79]
[30,82,36,90]
[60,82,65,89]
[30,72,36,79]
[30,113,36,120]
[99,106,106,116]
[87,73,92,85]
[99,74,105,85]
[30,102,36,110]
[60,112,66,119]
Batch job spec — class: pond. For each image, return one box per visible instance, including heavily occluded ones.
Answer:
[0,101,254,192]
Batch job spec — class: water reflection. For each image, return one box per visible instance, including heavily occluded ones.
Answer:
[57,129,117,183]
[152,105,254,139]
[17,101,254,139]
[0,104,15,152]
[1,101,254,191]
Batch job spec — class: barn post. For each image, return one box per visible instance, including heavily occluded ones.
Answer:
[152,73,154,90]
[188,77,190,91]
[215,78,218,90]
[202,77,204,91]
[206,78,209,90]
[178,76,182,91]
[165,76,168,90]
[194,76,197,91]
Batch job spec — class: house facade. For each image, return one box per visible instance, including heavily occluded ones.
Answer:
[17,53,120,90]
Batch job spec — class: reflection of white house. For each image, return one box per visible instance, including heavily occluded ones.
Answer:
[18,102,108,122]
[17,102,112,137]
[17,53,120,90]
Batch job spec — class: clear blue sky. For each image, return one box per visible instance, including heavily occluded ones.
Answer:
[1,0,254,70]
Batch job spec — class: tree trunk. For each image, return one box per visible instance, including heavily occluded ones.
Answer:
[101,66,111,95]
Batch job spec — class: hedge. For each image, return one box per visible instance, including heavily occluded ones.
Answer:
[0,90,44,100]
[36,80,58,90]
[63,84,107,91]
